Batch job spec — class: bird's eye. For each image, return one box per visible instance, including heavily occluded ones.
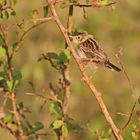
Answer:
[77,36,81,40]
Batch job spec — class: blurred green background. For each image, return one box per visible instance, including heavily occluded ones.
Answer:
[0,0,140,139]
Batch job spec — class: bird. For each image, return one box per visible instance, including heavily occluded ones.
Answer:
[69,32,121,72]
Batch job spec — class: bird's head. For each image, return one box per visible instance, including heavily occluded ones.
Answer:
[69,32,91,44]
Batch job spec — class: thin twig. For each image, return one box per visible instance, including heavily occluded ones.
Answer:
[117,112,129,117]
[95,129,102,140]
[122,101,137,130]
[115,50,137,130]
[17,17,53,44]
[46,1,123,139]
[74,3,92,7]
[9,17,53,61]
[115,49,134,96]
[26,92,63,107]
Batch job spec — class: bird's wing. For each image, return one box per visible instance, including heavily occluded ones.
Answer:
[78,39,107,62]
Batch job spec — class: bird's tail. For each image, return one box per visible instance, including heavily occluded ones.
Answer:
[105,61,121,72]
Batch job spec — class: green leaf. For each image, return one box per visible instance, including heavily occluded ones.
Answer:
[10,10,16,16]
[50,102,63,118]
[0,33,5,46]
[0,71,7,79]
[22,124,29,134]
[0,72,8,90]
[30,122,44,133]
[18,102,24,110]
[12,42,18,51]
[13,71,22,81]
[6,80,13,91]
[131,131,137,139]
[3,114,14,124]
[0,47,6,58]
[0,0,5,4]
[3,11,9,20]
[32,10,39,20]
[62,125,68,138]
[9,0,17,5]
[100,0,109,5]
[6,75,21,91]
[6,71,22,91]
[66,117,83,132]
[47,52,59,59]
[102,139,108,140]
[51,119,63,130]
[43,5,48,17]
[59,50,71,63]
[132,124,137,129]
[0,71,7,82]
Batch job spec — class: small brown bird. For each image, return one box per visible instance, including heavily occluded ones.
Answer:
[69,32,121,72]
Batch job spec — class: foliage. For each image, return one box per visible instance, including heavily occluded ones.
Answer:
[0,0,140,140]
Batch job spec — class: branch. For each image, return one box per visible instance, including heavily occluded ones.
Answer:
[11,92,27,140]
[95,129,102,140]
[26,92,63,107]
[62,2,74,115]
[0,120,16,138]
[17,17,53,44]
[0,25,26,140]
[74,3,92,7]
[9,17,53,61]
[46,0,123,140]
[122,101,136,130]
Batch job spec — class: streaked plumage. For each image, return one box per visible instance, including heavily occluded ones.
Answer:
[69,32,121,72]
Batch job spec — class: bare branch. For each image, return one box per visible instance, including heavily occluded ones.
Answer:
[122,101,137,130]
[46,0,123,139]
[17,17,53,45]
[26,92,63,107]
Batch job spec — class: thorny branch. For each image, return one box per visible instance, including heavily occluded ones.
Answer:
[46,0,123,139]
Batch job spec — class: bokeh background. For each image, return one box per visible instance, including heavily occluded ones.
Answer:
[0,0,140,139]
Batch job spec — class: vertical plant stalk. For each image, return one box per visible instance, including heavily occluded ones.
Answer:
[0,25,26,140]
[11,92,26,140]
[63,4,74,115]
[46,1,123,140]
